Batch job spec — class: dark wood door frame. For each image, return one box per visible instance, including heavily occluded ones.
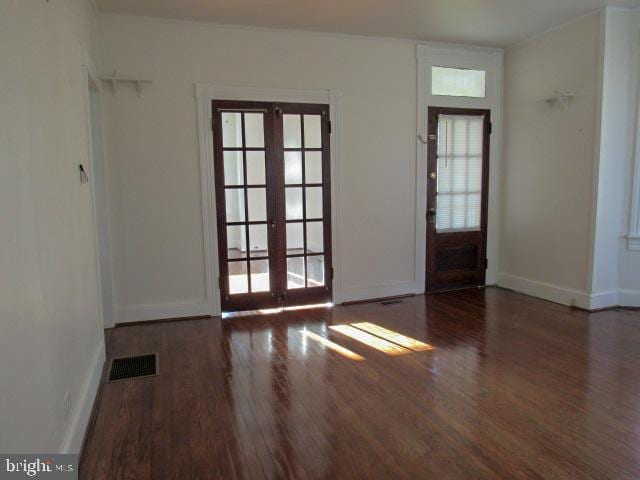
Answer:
[425,106,491,292]
[212,100,332,312]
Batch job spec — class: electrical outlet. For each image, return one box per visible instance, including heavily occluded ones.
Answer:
[64,391,72,421]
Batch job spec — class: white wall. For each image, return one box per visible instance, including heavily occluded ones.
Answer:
[499,12,602,308]
[0,0,105,452]
[501,8,640,309]
[98,15,420,320]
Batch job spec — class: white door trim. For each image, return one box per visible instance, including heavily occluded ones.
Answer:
[82,49,116,329]
[195,84,343,315]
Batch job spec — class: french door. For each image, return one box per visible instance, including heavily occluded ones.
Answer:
[426,107,490,291]
[212,100,332,311]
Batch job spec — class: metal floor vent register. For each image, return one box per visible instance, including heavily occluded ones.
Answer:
[107,353,158,382]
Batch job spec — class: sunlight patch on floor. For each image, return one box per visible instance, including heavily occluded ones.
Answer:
[351,322,434,352]
[300,330,365,361]
[330,325,411,356]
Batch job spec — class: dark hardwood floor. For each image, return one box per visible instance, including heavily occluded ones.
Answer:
[80,287,640,479]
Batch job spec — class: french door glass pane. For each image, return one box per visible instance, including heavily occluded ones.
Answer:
[228,261,248,294]
[303,115,322,148]
[246,151,266,185]
[305,187,323,219]
[287,257,305,289]
[286,222,304,254]
[284,151,303,184]
[436,115,483,232]
[306,222,323,254]
[243,113,265,148]
[286,187,303,219]
[247,188,266,222]
[221,112,242,148]
[223,151,243,185]
[248,224,268,257]
[283,115,302,148]
[307,255,324,287]
[226,225,245,259]
[250,259,270,292]
[225,189,245,222]
[305,151,322,183]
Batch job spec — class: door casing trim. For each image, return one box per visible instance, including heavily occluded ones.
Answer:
[195,84,343,315]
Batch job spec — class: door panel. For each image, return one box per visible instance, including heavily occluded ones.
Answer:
[426,107,490,292]
[277,103,332,308]
[213,100,331,311]
[213,101,280,311]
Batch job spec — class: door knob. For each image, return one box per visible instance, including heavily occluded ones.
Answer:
[427,208,436,224]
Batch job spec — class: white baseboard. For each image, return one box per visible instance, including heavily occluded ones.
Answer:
[116,300,212,324]
[340,281,417,304]
[619,289,640,307]
[497,273,594,309]
[497,273,630,310]
[588,290,620,310]
[59,341,105,454]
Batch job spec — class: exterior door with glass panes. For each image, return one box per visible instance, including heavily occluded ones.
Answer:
[426,107,490,291]
[212,100,332,311]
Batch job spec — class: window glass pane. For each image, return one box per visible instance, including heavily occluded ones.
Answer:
[304,115,322,148]
[306,222,323,253]
[225,189,245,222]
[287,257,305,289]
[283,115,302,148]
[250,259,270,292]
[286,222,304,255]
[284,151,303,184]
[248,224,268,257]
[223,151,243,186]
[435,115,483,232]
[307,255,325,287]
[243,113,264,148]
[247,188,266,222]
[306,187,323,219]
[431,67,486,98]
[246,151,265,185]
[226,225,246,259]
[286,187,303,220]
[221,112,242,147]
[305,151,322,184]
[438,115,483,156]
[228,261,248,294]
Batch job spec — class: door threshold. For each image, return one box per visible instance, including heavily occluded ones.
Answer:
[222,302,333,319]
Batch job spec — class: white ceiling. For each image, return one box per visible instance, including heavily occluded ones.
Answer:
[96,0,640,47]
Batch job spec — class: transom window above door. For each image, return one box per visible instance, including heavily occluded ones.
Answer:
[431,66,486,98]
